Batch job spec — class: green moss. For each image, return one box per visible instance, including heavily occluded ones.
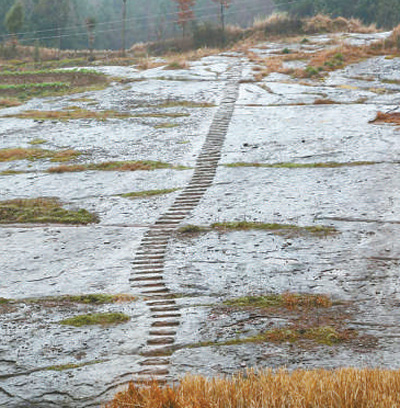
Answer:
[146,100,216,109]
[121,188,180,199]
[165,61,185,70]
[154,123,180,129]
[178,225,209,234]
[26,293,136,305]
[48,161,189,173]
[0,68,101,77]
[132,112,190,118]
[28,139,47,145]
[69,97,96,102]
[7,108,131,122]
[223,293,332,309]
[0,170,25,176]
[189,326,354,348]
[224,161,377,169]
[0,68,108,101]
[0,148,80,162]
[60,312,130,327]
[305,66,320,77]
[0,298,10,304]
[0,82,69,91]
[0,198,99,225]
[211,221,337,236]
[45,360,103,371]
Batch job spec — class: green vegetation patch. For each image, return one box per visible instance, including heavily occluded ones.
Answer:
[211,221,337,236]
[0,198,99,225]
[6,107,131,122]
[260,326,354,346]
[178,224,209,234]
[60,312,130,327]
[28,139,47,145]
[164,61,188,70]
[154,123,180,129]
[132,112,190,118]
[0,82,69,93]
[223,293,332,309]
[121,188,180,199]
[0,170,25,176]
[0,148,80,162]
[224,161,377,169]
[45,360,103,371]
[0,69,108,101]
[26,294,136,305]
[0,298,10,304]
[190,325,355,348]
[48,160,188,173]
[146,100,216,109]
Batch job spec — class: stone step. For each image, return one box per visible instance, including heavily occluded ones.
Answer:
[151,320,180,327]
[147,337,175,346]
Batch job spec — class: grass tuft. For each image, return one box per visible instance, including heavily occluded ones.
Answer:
[45,361,102,371]
[154,123,180,129]
[224,161,377,169]
[121,188,180,199]
[28,139,47,145]
[0,197,99,225]
[48,161,188,173]
[211,221,337,236]
[0,148,80,162]
[0,170,25,176]
[6,107,131,122]
[224,293,332,309]
[0,98,22,108]
[60,312,130,327]
[178,225,209,234]
[26,294,136,305]
[145,100,215,109]
[164,60,189,70]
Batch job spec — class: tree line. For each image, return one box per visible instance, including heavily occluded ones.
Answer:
[279,0,400,29]
[2,0,400,52]
[0,0,273,50]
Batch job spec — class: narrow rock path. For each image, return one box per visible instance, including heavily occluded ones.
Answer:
[129,62,242,383]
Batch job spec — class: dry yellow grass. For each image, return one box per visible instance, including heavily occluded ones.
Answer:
[303,14,376,34]
[106,368,400,408]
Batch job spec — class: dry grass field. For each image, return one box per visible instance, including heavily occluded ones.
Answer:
[106,368,400,408]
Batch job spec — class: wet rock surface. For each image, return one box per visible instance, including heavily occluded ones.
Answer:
[1,33,400,406]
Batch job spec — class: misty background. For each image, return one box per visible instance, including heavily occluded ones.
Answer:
[1,0,400,51]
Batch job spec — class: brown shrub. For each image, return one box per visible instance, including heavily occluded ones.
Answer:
[370,111,400,125]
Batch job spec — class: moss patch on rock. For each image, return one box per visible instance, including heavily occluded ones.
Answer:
[60,312,130,327]
[224,161,377,169]
[223,293,332,310]
[121,188,180,199]
[0,148,81,162]
[0,198,99,225]
[48,161,189,173]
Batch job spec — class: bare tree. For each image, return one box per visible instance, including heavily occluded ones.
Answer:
[173,0,196,38]
[85,17,96,61]
[122,0,127,56]
[212,0,232,44]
